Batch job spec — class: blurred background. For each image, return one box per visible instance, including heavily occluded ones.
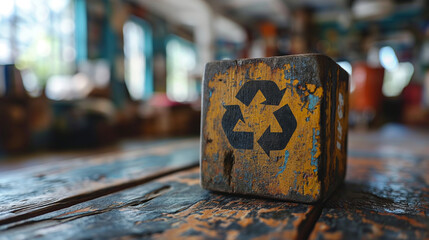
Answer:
[0,0,428,159]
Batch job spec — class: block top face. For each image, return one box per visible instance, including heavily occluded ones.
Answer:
[201,54,341,202]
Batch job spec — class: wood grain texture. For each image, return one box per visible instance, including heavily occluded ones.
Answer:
[310,151,429,239]
[201,54,349,203]
[1,126,428,239]
[0,168,322,240]
[0,139,199,225]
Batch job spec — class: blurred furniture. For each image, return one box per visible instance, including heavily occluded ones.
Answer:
[402,83,429,126]
[350,63,385,127]
[0,125,428,239]
[50,99,116,150]
[0,65,51,154]
[0,98,30,153]
[139,93,201,137]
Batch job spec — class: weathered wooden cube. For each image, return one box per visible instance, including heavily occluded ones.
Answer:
[200,54,349,203]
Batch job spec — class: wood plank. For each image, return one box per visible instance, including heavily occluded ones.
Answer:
[309,154,429,239]
[0,138,199,225]
[0,168,322,240]
[348,125,429,158]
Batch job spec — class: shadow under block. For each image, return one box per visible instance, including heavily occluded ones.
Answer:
[200,54,349,203]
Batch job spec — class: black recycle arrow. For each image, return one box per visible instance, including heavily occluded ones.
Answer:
[257,104,297,156]
[236,80,286,106]
[221,80,296,156]
[221,105,254,150]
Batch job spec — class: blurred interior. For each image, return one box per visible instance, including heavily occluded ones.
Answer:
[0,0,428,160]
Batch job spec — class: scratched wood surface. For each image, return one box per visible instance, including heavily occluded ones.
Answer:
[0,138,199,225]
[309,125,429,240]
[309,155,429,239]
[0,168,320,240]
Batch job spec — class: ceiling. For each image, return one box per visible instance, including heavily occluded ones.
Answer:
[135,0,424,30]
[205,0,423,27]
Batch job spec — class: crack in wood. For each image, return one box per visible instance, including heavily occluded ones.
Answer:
[223,150,235,186]
[296,204,324,240]
[0,162,197,226]
[1,185,174,231]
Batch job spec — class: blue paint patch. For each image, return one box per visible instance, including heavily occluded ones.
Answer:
[310,129,320,173]
[305,117,310,122]
[209,90,213,98]
[308,94,319,111]
[275,151,289,177]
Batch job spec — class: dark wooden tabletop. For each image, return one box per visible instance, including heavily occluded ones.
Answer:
[0,125,428,239]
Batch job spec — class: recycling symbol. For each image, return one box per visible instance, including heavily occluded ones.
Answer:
[221,80,297,156]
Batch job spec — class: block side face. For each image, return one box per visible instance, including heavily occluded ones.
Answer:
[201,56,326,202]
[321,61,349,199]
[335,68,349,182]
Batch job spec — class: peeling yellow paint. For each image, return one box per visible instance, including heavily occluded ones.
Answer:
[203,61,323,199]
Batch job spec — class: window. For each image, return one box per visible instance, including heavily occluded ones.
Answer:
[166,35,198,102]
[123,17,153,100]
[0,0,75,96]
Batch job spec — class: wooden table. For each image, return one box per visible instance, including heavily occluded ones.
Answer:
[0,125,428,239]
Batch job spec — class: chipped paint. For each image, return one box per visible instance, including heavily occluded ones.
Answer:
[308,94,319,111]
[311,129,320,173]
[276,151,290,177]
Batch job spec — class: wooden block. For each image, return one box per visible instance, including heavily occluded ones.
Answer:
[200,54,349,203]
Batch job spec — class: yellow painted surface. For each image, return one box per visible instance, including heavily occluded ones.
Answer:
[202,61,324,200]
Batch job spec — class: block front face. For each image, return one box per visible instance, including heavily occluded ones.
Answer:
[201,55,326,202]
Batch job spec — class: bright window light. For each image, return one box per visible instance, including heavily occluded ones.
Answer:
[166,36,197,102]
[379,46,398,71]
[124,21,146,100]
[0,0,14,18]
[123,19,152,100]
[45,73,93,100]
[1,0,75,92]
[22,70,41,97]
[0,40,11,64]
[382,62,414,97]
[46,75,71,101]
[48,0,69,13]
